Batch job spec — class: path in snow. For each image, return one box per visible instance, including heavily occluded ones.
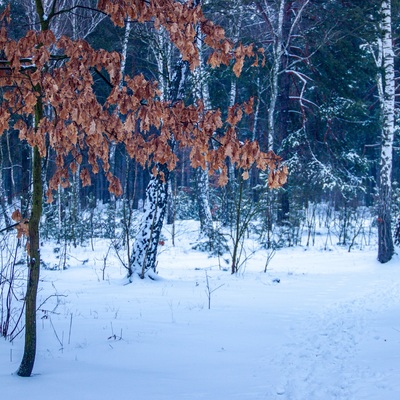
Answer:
[265,270,400,399]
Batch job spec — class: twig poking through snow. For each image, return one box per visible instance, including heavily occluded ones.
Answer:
[205,271,224,310]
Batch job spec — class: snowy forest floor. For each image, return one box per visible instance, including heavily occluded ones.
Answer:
[1,220,400,399]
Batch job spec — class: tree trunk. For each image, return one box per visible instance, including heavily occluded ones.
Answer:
[17,143,42,376]
[196,166,214,238]
[16,0,48,377]
[0,144,11,227]
[192,8,222,250]
[127,42,188,279]
[128,166,169,280]
[193,166,227,255]
[377,0,395,263]
[267,0,286,152]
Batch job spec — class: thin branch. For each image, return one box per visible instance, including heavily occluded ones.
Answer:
[50,5,108,21]
[91,67,113,88]
[0,221,28,234]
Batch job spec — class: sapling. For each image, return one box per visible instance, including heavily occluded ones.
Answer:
[48,315,64,351]
[68,313,73,345]
[102,245,112,281]
[0,233,24,339]
[264,248,276,273]
[204,271,224,310]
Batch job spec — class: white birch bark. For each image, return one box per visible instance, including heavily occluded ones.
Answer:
[252,77,261,141]
[129,28,187,278]
[108,18,133,238]
[377,0,395,263]
[128,167,169,280]
[192,8,218,249]
[267,0,286,151]
[152,27,177,227]
[0,146,11,227]
[153,27,172,102]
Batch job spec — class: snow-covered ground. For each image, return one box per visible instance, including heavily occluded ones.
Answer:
[1,220,400,399]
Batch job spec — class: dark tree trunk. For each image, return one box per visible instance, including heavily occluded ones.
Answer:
[377,185,394,263]
[16,4,49,377]
[17,145,42,377]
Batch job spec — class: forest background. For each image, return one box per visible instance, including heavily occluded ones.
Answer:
[1,0,400,375]
[1,1,400,267]
[1,1,399,257]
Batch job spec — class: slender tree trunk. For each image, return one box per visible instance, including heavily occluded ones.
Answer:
[6,130,15,199]
[128,36,189,279]
[195,166,219,251]
[223,0,243,227]
[192,7,220,249]
[17,139,42,377]
[16,0,48,377]
[377,0,395,263]
[267,0,285,152]
[0,144,11,227]
[20,144,31,218]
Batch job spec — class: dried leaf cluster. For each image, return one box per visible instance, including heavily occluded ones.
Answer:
[11,209,29,239]
[0,1,287,202]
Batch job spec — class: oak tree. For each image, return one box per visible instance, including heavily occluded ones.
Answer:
[0,0,286,376]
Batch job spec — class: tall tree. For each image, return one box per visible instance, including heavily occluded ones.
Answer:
[252,0,310,151]
[0,0,286,376]
[127,58,188,280]
[362,0,396,262]
[192,0,227,254]
[376,0,395,263]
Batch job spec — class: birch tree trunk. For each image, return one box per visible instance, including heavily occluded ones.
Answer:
[128,37,187,279]
[128,166,169,280]
[191,0,227,254]
[221,0,242,227]
[0,145,11,227]
[377,0,395,263]
[108,17,133,238]
[267,0,285,152]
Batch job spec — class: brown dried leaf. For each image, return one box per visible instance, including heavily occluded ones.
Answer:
[11,209,22,222]
[46,187,54,203]
[80,168,91,187]
[15,219,29,239]
[108,174,123,197]
[233,56,244,78]
[244,97,254,115]
[218,168,229,186]
[0,4,11,23]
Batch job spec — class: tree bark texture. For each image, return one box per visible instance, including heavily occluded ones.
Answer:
[192,11,221,249]
[128,52,188,279]
[377,0,395,263]
[128,166,169,279]
[17,144,42,377]
[17,1,47,376]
